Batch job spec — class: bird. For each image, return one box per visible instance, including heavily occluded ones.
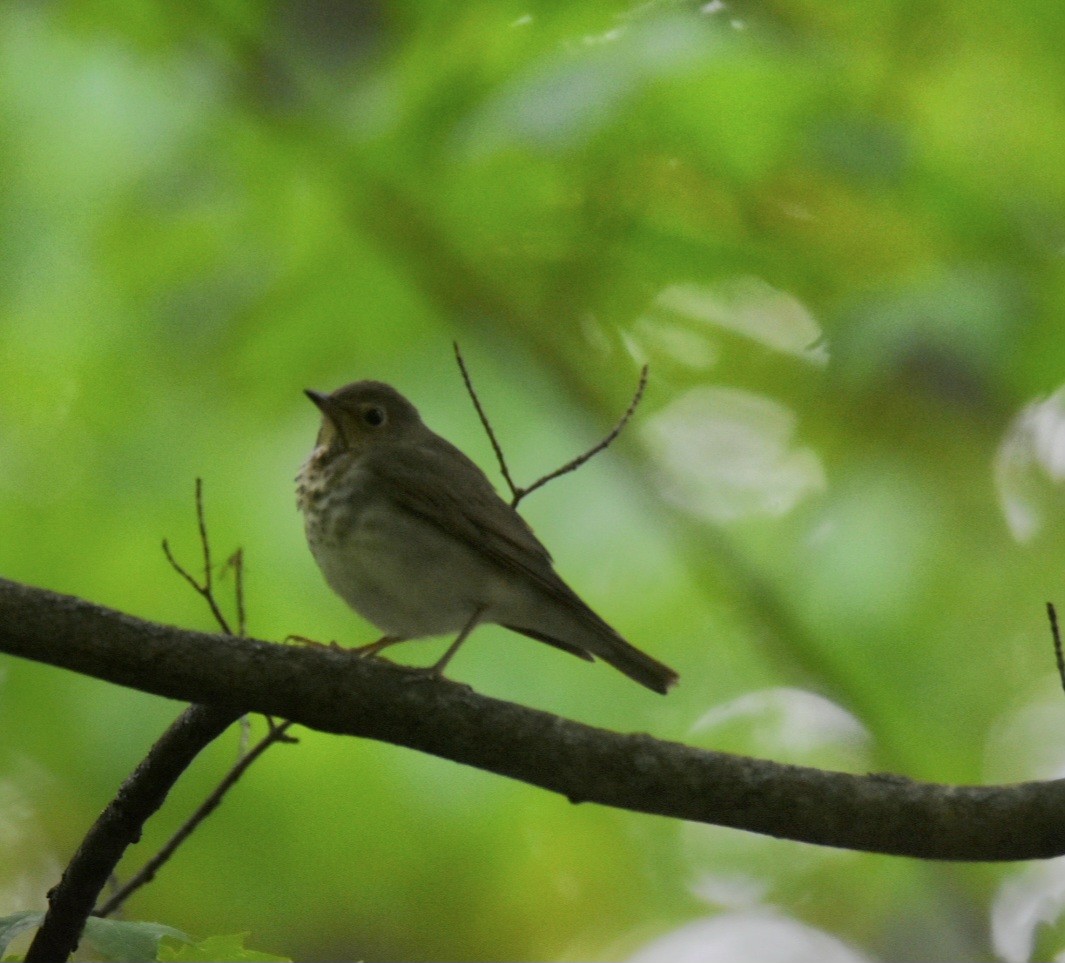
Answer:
[295,380,678,694]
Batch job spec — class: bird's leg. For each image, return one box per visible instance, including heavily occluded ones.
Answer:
[430,605,487,677]
[352,635,405,658]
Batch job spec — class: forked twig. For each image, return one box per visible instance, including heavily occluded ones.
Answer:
[1048,602,1065,693]
[222,549,246,638]
[98,482,294,920]
[161,478,233,636]
[453,342,649,508]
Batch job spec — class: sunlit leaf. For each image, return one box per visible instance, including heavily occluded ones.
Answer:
[81,917,189,963]
[157,932,291,962]
[995,388,1065,542]
[625,909,875,963]
[992,860,1065,963]
[0,912,43,959]
[642,387,825,522]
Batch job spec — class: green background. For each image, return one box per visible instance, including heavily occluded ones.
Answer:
[3,1,1065,960]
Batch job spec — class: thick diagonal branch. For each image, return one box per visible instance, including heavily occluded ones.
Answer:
[24,704,240,962]
[3,575,1065,863]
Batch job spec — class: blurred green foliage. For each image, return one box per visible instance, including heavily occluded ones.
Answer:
[3,1,1065,960]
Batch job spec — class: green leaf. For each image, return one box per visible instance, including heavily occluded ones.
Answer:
[0,912,44,960]
[157,932,291,962]
[82,918,190,963]
[0,913,193,963]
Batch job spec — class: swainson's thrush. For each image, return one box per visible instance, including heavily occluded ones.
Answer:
[296,380,678,694]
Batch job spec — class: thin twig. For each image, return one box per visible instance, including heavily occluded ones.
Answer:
[452,342,649,509]
[95,720,297,919]
[222,548,246,638]
[160,480,233,636]
[161,539,208,601]
[1049,602,1065,694]
[234,550,245,637]
[453,342,520,500]
[89,480,295,923]
[195,478,213,596]
[516,363,648,507]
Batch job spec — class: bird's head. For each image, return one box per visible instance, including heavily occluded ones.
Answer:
[305,380,425,455]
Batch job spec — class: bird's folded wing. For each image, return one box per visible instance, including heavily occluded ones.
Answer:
[365,440,615,634]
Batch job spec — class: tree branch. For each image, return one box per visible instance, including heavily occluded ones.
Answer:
[23,704,241,962]
[4,575,1065,863]
[24,479,284,960]
[92,717,295,920]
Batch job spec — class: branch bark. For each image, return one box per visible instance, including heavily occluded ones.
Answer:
[3,575,1065,864]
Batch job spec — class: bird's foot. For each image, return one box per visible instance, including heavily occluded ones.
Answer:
[284,633,343,651]
[351,635,405,659]
[399,663,474,693]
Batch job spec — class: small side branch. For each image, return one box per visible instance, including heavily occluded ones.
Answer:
[161,479,233,636]
[452,342,648,508]
[518,363,647,505]
[25,482,282,961]
[453,342,520,499]
[1048,602,1065,693]
[94,719,296,918]
[223,548,246,638]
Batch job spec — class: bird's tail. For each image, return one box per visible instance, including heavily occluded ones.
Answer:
[594,632,679,694]
[508,621,679,695]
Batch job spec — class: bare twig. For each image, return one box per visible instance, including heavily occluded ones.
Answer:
[195,478,213,590]
[95,719,297,919]
[1049,602,1065,694]
[222,548,246,638]
[26,481,294,959]
[453,342,520,500]
[161,479,233,636]
[517,363,648,506]
[452,342,649,508]
[94,500,280,918]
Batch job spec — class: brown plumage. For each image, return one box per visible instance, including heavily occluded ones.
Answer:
[296,380,678,694]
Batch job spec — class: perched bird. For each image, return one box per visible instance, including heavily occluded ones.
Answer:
[296,380,678,694]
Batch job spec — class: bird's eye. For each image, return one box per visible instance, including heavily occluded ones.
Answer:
[361,405,386,428]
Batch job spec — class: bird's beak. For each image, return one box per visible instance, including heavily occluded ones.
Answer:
[305,389,344,439]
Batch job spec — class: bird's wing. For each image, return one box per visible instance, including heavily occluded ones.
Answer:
[365,437,679,693]
[364,438,605,621]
